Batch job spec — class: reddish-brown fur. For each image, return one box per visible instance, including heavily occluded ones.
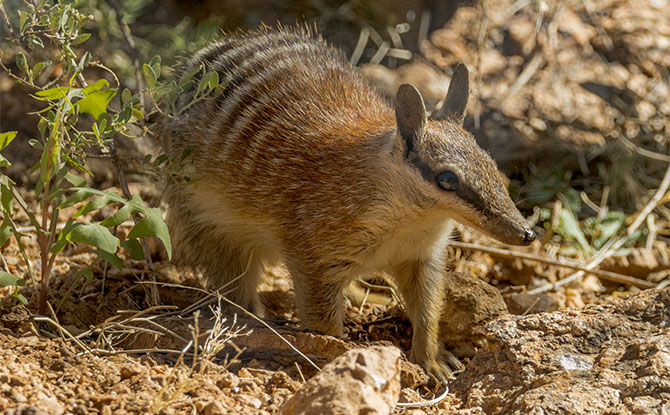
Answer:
[159,27,534,381]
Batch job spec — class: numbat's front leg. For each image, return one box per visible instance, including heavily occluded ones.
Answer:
[392,257,456,382]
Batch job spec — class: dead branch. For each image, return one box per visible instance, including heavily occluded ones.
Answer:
[449,241,656,289]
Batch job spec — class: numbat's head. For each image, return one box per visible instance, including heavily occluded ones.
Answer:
[395,64,535,246]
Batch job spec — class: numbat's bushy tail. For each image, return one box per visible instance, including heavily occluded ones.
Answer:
[159,27,534,381]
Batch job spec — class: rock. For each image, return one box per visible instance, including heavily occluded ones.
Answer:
[440,272,509,357]
[217,371,240,390]
[236,394,262,409]
[36,391,65,415]
[119,364,143,379]
[451,288,670,415]
[504,292,559,315]
[281,346,402,415]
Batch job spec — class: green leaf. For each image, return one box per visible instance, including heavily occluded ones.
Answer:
[0,221,13,247]
[82,79,110,95]
[559,189,581,215]
[65,172,86,187]
[152,154,168,167]
[71,33,91,45]
[196,73,210,94]
[127,207,171,259]
[143,64,157,88]
[74,193,115,217]
[16,53,29,75]
[34,86,70,100]
[593,211,625,249]
[100,205,131,227]
[0,271,24,287]
[51,221,80,254]
[131,109,144,121]
[95,249,124,269]
[557,208,592,254]
[208,71,219,89]
[121,88,132,108]
[77,89,116,120]
[30,60,52,82]
[19,11,29,33]
[1,184,14,213]
[150,55,161,73]
[0,132,17,151]
[180,142,195,161]
[178,65,202,88]
[121,239,144,260]
[69,223,119,254]
[39,129,61,185]
[11,290,27,305]
[76,265,94,281]
[37,119,48,139]
[525,169,566,206]
[60,188,94,209]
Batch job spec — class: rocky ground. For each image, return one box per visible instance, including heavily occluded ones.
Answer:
[1,0,670,414]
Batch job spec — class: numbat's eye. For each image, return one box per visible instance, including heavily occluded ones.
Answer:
[436,171,459,191]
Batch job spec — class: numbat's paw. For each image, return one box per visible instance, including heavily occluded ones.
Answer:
[440,347,465,375]
[422,356,454,383]
[416,346,465,384]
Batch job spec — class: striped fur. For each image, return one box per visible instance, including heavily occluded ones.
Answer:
[159,28,532,381]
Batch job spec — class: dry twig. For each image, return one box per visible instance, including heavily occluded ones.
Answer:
[449,241,656,289]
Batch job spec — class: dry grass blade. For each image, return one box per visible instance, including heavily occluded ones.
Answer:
[32,316,91,354]
[349,27,369,66]
[500,52,544,104]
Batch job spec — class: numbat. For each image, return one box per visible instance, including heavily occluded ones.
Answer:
[159,28,535,381]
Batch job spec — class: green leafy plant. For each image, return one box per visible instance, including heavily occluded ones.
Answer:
[0,0,226,314]
[536,187,646,257]
[0,0,177,314]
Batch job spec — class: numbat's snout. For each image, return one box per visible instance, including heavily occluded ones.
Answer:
[159,27,533,381]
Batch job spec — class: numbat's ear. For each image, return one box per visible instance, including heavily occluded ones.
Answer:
[395,83,427,150]
[432,63,469,124]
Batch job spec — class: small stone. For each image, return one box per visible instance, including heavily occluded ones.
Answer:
[440,272,509,357]
[119,364,142,379]
[36,391,65,415]
[237,394,263,409]
[203,401,227,415]
[112,383,130,394]
[51,359,67,372]
[269,372,300,392]
[12,391,27,403]
[217,371,240,390]
[10,375,27,386]
[504,292,558,315]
